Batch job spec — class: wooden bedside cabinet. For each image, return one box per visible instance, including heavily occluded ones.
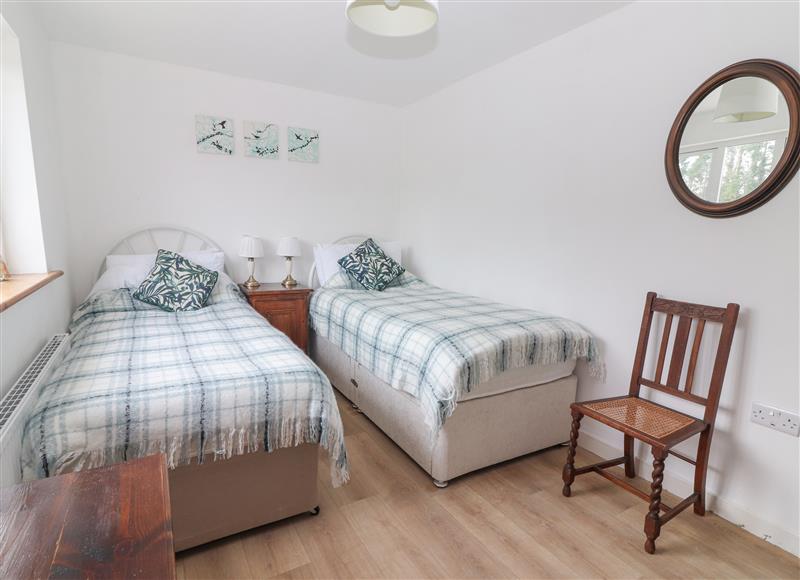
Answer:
[240,283,312,352]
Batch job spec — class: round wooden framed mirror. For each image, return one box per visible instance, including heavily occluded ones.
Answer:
[665,59,800,218]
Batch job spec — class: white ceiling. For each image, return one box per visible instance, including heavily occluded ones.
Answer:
[34,1,628,106]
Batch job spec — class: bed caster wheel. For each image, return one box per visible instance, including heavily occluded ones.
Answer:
[433,479,449,489]
[309,506,320,516]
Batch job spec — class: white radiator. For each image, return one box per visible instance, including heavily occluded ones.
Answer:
[0,334,69,487]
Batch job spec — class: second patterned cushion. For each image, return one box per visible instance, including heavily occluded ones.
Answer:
[337,238,405,291]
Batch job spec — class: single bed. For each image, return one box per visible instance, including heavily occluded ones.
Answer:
[21,227,349,551]
[308,235,600,487]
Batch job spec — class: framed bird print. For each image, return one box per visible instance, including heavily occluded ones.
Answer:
[195,114,234,155]
[288,127,319,163]
[244,121,279,159]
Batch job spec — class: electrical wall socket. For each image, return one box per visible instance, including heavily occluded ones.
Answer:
[751,403,800,437]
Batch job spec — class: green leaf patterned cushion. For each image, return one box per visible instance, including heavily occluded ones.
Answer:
[133,249,219,312]
[337,238,405,291]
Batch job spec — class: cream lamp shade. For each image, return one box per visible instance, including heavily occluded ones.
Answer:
[238,235,264,258]
[713,76,780,123]
[276,237,302,258]
[346,0,439,37]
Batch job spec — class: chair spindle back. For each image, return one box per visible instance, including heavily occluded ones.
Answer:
[629,292,740,424]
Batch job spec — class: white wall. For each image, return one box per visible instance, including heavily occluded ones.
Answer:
[398,1,799,555]
[50,44,402,303]
[0,3,72,398]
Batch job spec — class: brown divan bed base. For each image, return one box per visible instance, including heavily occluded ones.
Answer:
[49,443,320,552]
[168,444,319,551]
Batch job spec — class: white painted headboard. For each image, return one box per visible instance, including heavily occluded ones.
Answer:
[307,234,371,288]
[97,225,222,280]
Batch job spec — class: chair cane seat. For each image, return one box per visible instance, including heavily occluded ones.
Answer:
[578,397,701,440]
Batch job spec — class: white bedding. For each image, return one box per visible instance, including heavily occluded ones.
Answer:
[310,272,600,428]
[23,280,349,485]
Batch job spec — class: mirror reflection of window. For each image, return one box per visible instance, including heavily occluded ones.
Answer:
[678,77,789,204]
[678,150,713,197]
[718,139,777,202]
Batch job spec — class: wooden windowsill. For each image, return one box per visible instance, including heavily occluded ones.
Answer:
[0,271,63,313]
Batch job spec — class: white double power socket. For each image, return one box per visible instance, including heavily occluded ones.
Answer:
[751,403,800,437]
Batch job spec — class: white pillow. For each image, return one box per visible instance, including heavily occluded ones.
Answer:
[206,272,236,303]
[89,267,235,301]
[313,241,402,286]
[88,266,144,297]
[105,250,226,287]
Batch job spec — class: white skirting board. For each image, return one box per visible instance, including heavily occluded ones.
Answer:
[578,432,799,557]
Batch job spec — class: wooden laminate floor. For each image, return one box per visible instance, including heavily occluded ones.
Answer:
[177,394,799,579]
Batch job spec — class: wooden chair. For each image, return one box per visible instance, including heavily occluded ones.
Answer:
[562,292,739,554]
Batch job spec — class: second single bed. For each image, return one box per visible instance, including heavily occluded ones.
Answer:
[308,236,601,486]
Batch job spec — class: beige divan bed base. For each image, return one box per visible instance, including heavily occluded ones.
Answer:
[168,444,319,551]
[310,331,577,485]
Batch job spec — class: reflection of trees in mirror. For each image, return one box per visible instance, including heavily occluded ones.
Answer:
[679,137,781,202]
[718,140,777,202]
[679,151,713,197]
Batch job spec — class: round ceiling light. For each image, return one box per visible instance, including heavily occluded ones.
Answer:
[346,0,439,37]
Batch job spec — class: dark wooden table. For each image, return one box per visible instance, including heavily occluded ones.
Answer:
[0,453,176,579]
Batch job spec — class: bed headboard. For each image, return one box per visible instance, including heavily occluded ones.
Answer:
[97,225,223,280]
[307,234,371,288]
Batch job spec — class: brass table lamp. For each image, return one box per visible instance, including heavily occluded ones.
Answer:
[238,235,264,288]
[276,237,301,288]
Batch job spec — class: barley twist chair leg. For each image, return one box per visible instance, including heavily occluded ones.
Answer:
[644,448,668,554]
[561,409,583,497]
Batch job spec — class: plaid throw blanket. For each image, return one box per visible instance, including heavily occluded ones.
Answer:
[22,281,349,486]
[310,273,601,429]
